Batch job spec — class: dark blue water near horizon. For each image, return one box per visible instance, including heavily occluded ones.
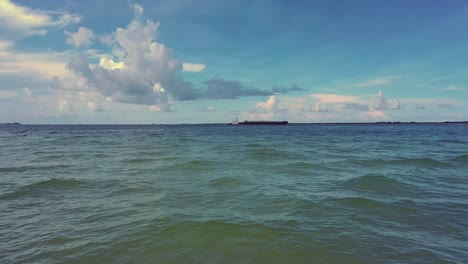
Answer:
[1,123,467,263]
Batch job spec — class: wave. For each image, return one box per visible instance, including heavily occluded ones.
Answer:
[282,161,340,172]
[0,164,72,173]
[330,196,386,209]
[452,154,468,164]
[175,160,213,171]
[242,143,264,148]
[128,150,167,156]
[106,185,156,197]
[249,148,297,160]
[326,196,420,219]
[390,158,451,167]
[1,178,88,200]
[121,158,157,164]
[93,153,112,159]
[286,161,323,170]
[354,157,450,168]
[3,128,31,136]
[436,139,467,144]
[209,177,247,189]
[340,174,414,194]
[175,136,207,144]
[146,132,163,137]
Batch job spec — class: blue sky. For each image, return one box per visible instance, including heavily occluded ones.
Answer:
[1,0,468,123]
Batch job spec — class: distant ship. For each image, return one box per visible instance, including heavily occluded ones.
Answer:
[228,118,288,125]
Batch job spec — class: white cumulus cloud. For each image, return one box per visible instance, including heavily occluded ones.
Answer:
[373,90,400,110]
[65,27,94,48]
[99,57,125,70]
[132,3,144,15]
[244,95,281,120]
[182,63,206,72]
[256,95,278,112]
[53,6,198,110]
[57,99,72,112]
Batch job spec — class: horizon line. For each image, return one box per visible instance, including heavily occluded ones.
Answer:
[2,121,468,126]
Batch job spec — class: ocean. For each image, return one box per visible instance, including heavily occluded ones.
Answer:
[1,123,467,263]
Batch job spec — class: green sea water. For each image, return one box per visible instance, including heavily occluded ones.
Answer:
[1,124,467,263]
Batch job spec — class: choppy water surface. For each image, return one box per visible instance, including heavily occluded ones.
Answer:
[1,124,467,263]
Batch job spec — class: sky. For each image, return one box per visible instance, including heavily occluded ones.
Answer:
[1,0,468,124]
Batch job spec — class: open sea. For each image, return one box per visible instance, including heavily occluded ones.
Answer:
[1,123,467,263]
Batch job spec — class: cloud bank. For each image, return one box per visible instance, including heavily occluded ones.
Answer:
[242,90,402,122]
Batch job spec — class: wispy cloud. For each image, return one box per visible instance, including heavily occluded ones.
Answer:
[199,105,216,112]
[354,76,398,88]
[309,93,359,103]
[0,50,68,80]
[400,97,464,109]
[441,85,468,91]
[0,90,17,99]
[0,0,78,82]
[428,75,452,83]
[0,0,80,40]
